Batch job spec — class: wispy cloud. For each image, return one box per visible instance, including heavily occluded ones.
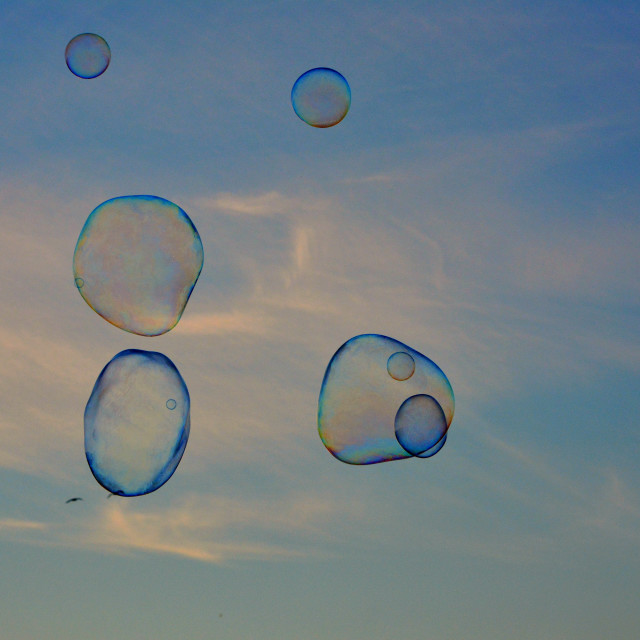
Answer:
[1,178,635,484]
[193,191,331,218]
[83,502,303,563]
[1,179,637,573]
[0,325,101,478]
[288,225,313,282]
[340,173,401,185]
[510,217,640,301]
[175,310,272,336]
[571,468,640,544]
[7,492,352,564]
[0,518,47,532]
[0,326,99,391]
[446,423,640,554]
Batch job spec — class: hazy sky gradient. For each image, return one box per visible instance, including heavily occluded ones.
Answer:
[1,2,639,639]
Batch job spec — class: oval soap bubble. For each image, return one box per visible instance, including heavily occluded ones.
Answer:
[318,334,454,465]
[65,33,111,79]
[84,349,190,497]
[73,195,204,336]
[394,394,447,456]
[291,67,351,128]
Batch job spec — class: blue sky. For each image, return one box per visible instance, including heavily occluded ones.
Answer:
[0,2,639,639]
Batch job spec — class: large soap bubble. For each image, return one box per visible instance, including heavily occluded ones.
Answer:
[65,33,111,79]
[291,67,351,128]
[73,195,204,336]
[84,349,190,497]
[318,335,454,465]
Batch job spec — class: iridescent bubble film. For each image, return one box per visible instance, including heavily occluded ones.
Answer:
[291,67,351,128]
[84,349,190,497]
[394,394,447,456]
[65,33,111,79]
[318,334,454,465]
[73,195,204,336]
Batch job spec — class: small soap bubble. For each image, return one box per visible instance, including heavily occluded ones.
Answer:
[74,277,84,289]
[166,399,177,410]
[318,334,454,465]
[387,352,415,381]
[394,394,447,456]
[291,67,351,128]
[73,195,204,336]
[65,33,111,79]
[84,349,190,497]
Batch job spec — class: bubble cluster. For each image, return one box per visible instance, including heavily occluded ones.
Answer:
[84,349,190,497]
[291,67,351,128]
[65,33,111,79]
[318,334,454,464]
[73,195,204,336]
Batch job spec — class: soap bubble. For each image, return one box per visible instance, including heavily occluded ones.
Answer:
[318,334,454,465]
[65,33,111,79]
[291,67,351,128]
[73,195,204,336]
[84,349,190,497]
[387,352,415,381]
[394,394,447,456]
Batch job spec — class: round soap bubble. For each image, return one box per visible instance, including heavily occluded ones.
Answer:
[84,349,190,497]
[65,33,111,79]
[291,67,351,128]
[387,352,415,381]
[318,334,454,465]
[73,195,204,336]
[394,394,447,456]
